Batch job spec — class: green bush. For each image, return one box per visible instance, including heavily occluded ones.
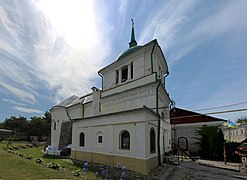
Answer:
[19,153,27,158]
[7,149,14,154]
[2,136,16,148]
[48,162,60,170]
[13,146,18,150]
[35,158,44,164]
[72,169,81,177]
[26,155,33,160]
[19,145,26,149]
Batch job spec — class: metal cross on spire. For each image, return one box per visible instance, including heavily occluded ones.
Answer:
[129,18,137,48]
[131,18,134,29]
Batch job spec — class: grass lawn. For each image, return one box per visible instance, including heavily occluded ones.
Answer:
[0,141,99,179]
[18,146,82,171]
[0,147,79,179]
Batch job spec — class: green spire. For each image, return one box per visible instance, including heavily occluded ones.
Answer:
[129,18,137,48]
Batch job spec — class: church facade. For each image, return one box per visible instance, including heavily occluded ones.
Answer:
[50,22,171,175]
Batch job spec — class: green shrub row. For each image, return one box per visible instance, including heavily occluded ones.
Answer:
[5,148,82,178]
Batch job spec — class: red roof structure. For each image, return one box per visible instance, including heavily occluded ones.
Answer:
[170,107,226,125]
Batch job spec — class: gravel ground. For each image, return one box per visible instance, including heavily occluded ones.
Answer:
[148,161,247,180]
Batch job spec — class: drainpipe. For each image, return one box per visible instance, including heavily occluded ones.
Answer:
[98,72,103,90]
[163,72,169,88]
[65,107,72,121]
[156,80,162,166]
[81,103,84,119]
[151,41,156,74]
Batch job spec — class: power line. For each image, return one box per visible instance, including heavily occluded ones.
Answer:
[170,108,247,120]
[193,101,247,111]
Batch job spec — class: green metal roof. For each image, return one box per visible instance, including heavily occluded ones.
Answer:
[117,45,143,60]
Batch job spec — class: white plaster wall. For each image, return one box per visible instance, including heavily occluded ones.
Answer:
[102,73,156,98]
[51,108,69,147]
[133,56,144,79]
[224,125,247,142]
[135,122,147,158]
[84,102,93,117]
[172,121,224,153]
[105,71,115,90]
[144,49,152,76]
[72,110,162,159]
[174,126,199,152]
[101,84,157,116]
[68,104,82,119]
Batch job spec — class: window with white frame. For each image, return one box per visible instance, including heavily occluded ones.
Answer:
[97,131,103,144]
[120,130,130,150]
[121,66,128,82]
[79,132,85,147]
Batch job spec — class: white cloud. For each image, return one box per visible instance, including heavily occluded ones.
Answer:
[119,0,127,22]
[0,0,110,105]
[14,106,42,114]
[0,81,36,104]
[139,0,247,64]
[2,98,26,106]
[33,0,110,102]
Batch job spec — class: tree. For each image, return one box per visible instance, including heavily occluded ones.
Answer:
[0,122,3,129]
[196,125,224,160]
[1,111,51,141]
[43,111,51,135]
[2,116,29,132]
[236,117,247,124]
[29,116,46,138]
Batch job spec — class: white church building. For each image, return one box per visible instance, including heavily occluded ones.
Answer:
[50,21,171,175]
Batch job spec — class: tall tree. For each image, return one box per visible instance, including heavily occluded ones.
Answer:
[29,116,46,137]
[196,125,224,160]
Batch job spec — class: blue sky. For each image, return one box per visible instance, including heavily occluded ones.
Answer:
[0,0,247,121]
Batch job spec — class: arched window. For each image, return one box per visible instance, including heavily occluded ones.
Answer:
[53,120,56,130]
[120,130,130,149]
[79,132,85,147]
[150,127,156,153]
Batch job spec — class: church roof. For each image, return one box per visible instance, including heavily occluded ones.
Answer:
[170,107,226,125]
[117,45,143,60]
[53,94,92,109]
[99,18,148,73]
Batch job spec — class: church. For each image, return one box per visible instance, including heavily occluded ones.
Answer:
[50,20,172,175]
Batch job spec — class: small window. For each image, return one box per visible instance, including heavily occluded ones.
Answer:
[150,128,156,153]
[116,70,119,84]
[79,132,85,147]
[98,136,102,143]
[120,130,130,149]
[131,62,133,79]
[121,66,128,82]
